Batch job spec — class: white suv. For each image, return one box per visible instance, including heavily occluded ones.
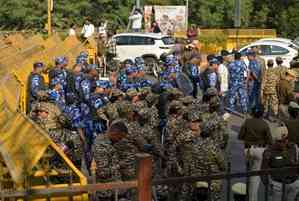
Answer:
[111,33,175,72]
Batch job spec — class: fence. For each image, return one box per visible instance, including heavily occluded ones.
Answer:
[0,153,298,201]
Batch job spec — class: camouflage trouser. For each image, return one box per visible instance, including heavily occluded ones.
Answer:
[179,181,222,201]
[228,86,248,113]
[263,93,279,116]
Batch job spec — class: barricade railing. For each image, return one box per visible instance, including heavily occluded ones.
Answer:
[0,153,298,201]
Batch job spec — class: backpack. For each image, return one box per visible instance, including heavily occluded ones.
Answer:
[269,146,298,184]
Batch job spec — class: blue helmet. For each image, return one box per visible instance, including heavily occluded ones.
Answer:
[55,56,66,65]
[126,66,138,75]
[33,62,44,68]
[96,80,112,89]
[79,51,88,58]
[209,58,220,65]
[135,57,145,65]
[165,55,177,66]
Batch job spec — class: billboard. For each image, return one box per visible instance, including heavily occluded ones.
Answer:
[144,6,187,35]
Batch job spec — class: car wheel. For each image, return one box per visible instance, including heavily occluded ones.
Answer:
[144,57,160,77]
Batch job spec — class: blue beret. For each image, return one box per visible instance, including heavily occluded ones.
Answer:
[34,62,44,68]
[126,66,138,75]
[209,58,220,65]
[96,80,112,89]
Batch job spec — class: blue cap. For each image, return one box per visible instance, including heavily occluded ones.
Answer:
[55,56,65,65]
[33,62,44,68]
[135,57,145,65]
[76,56,87,64]
[96,80,112,89]
[209,58,220,65]
[126,66,138,75]
[79,51,88,58]
[246,49,256,56]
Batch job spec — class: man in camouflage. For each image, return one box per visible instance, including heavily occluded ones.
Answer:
[93,134,122,200]
[261,59,280,119]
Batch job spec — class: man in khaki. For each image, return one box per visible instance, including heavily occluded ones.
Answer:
[278,69,297,119]
[238,105,272,201]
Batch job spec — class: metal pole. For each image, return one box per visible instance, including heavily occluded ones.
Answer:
[47,0,52,36]
[136,0,140,9]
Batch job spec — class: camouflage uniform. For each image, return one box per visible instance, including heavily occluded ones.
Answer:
[93,135,122,200]
[201,111,229,151]
[261,68,280,115]
[113,137,140,181]
[191,136,225,201]
[31,101,65,144]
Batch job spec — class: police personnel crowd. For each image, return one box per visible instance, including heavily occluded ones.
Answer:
[26,41,299,201]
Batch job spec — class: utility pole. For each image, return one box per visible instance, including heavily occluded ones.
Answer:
[186,0,189,30]
[234,0,241,49]
[47,0,53,36]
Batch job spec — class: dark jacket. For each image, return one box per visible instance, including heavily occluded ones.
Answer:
[261,143,298,184]
[238,118,272,146]
[284,119,299,144]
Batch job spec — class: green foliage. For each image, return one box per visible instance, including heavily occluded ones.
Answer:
[0,0,299,38]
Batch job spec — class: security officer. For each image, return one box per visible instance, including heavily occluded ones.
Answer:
[261,126,299,201]
[79,67,98,102]
[48,56,68,91]
[119,66,140,91]
[185,54,201,98]
[200,57,221,94]
[261,59,280,119]
[247,50,262,111]
[283,102,299,146]
[117,59,134,90]
[227,52,248,113]
[27,62,46,113]
[278,69,297,119]
[65,64,84,100]
[238,104,272,201]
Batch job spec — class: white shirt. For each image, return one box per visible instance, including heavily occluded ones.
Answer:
[81,24,95,38]
[69,28,76,36]
[218,64,229,93]
[98,23,107,36]
[129,13,143,29]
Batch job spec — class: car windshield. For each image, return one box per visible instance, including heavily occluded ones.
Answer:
[292,38,299,48]
[289,44,299,50]
[162,37,175,45]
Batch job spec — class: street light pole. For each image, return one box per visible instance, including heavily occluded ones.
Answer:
[47,0,52,36]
